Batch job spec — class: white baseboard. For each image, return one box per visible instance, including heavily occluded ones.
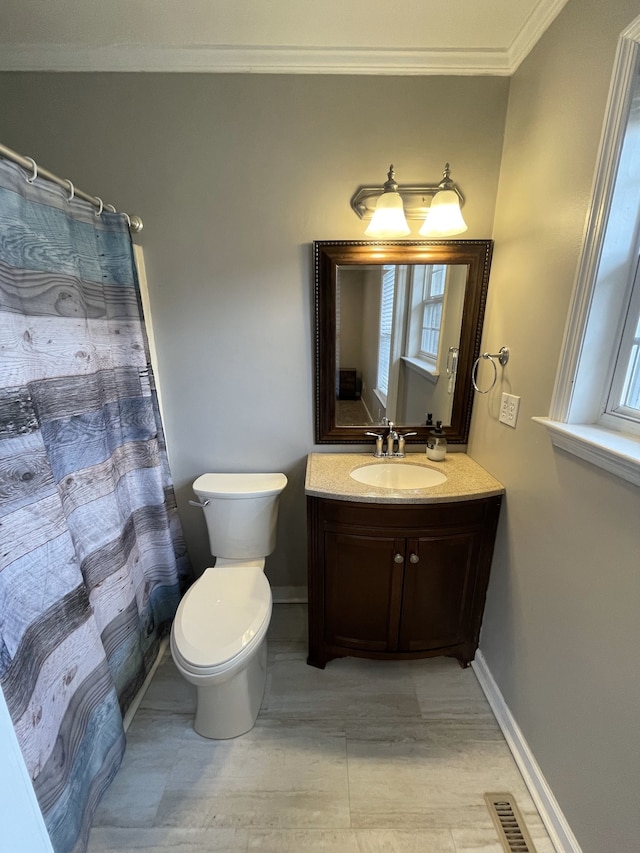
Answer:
[472,651,582,853]
[123,636,169,732]
[271,585,308,603]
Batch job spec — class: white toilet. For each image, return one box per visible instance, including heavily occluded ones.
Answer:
[170,472,287,739]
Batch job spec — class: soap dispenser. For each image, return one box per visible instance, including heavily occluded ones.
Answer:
[426,420,447,461]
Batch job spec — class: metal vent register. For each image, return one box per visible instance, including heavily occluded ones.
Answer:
[484,793,538,853]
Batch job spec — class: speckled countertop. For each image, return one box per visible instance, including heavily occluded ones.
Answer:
[305,452,504,504]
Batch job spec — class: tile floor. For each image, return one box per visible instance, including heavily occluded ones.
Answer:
[87,605,555,853]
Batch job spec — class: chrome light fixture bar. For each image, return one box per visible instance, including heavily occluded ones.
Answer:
[351,163,467,238]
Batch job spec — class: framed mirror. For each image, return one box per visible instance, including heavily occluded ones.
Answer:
[314,240,493,445]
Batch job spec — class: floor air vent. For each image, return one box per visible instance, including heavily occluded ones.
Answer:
[484,793,537,853]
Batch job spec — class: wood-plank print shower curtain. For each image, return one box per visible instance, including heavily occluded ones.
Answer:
[0,158,191,852]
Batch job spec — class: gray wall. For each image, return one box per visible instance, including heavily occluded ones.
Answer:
[0,72,508,588]
[468,1,640,851]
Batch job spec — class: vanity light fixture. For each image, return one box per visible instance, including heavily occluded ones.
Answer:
[351,163,467,238]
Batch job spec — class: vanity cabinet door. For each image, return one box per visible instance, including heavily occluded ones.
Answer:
[324,531,404,652]
[398,532,481,652]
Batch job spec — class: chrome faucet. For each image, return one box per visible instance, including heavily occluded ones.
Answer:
[385,421,399,456]
[366,421,417,457]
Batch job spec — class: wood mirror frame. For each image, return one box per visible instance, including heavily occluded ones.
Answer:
[313,239,493,445]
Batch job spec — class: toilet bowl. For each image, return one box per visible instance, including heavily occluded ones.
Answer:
[170,472,286,739]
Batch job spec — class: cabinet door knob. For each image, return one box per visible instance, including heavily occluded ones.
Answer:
[394,553,404,563]
[409,553,420,564]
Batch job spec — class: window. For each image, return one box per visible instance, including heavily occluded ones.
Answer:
[537,17,640,486]
[606,255,640,422]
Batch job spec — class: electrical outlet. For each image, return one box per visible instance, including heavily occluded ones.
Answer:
[499,392,521,428]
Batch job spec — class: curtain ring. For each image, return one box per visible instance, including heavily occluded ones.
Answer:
[122,212,131,228]
[472,353,498,394]
[94,197,104,217]
[64,179,75,201]
[24,157,38,183]
[105,203,116,213]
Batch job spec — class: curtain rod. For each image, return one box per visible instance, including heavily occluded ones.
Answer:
[0,142,143,233]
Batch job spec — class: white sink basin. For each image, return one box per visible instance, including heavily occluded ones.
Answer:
[349,462,447,490]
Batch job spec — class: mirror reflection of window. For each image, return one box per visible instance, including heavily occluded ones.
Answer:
[376,266,395,403]
[404,264,448,371]
[398,264,466,425]
[420,264,447,362]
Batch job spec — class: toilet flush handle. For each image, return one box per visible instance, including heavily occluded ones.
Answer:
[188,499,210,508]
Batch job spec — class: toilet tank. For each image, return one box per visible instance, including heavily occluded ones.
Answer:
[192,473,287,560]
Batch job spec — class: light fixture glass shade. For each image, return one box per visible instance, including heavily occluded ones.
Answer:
[364,165,411,238]
[365,191,410,237]
[419,189,467,237]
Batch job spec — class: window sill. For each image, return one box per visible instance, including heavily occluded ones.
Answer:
[401,356,439,385]
[533,417,640,487]
[373,388,387,408]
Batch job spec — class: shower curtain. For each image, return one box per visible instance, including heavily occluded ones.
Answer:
[0,158,191,852]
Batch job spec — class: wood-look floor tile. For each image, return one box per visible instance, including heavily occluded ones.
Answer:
[344,718,504,745]
[90,767,172,828]
[347,728,536,830]
[156,789,351,829]
[155,717,350,829]
[265,655,422,718]
[409,658,497,721]
[91,711,190,828]
[138,655,196,715]
[354,828,457,852]
[247,829,362,852]
[247,827,457,852]
[168,718,348,788]
[87,826,250,852]
[449,826,504,852]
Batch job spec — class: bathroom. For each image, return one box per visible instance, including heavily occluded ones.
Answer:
[1,0,639,850]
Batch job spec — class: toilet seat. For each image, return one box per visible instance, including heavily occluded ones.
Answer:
[172,565,271,673]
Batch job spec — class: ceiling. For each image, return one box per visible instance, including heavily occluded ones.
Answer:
[0,0,569,75]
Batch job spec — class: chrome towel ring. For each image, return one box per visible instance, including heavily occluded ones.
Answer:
[472,347,510,394]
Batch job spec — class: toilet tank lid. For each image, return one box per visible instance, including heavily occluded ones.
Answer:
[193,472,287,499]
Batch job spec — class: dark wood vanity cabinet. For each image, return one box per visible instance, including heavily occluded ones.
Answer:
[306,495,502,668]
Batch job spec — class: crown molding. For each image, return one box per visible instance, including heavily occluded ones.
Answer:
[507,0,569,71]
[0,2,570,76]
[0,43,514,75]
